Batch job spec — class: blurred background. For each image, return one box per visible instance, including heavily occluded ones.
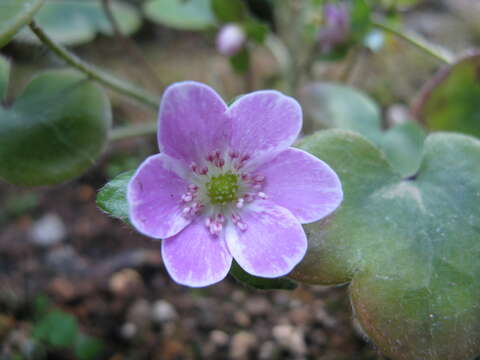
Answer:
[1,0,479,358]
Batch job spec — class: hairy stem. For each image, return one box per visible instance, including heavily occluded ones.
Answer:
[110,122,157,141]
[29,21,159,109]
[372,21,453,64]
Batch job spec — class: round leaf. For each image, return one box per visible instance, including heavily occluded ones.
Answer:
[292,129,480,360]
[144,0,215,30]
[413,52,480,138]
[0,68,112,186]
[16,0,141,46]
[0,0,46,48]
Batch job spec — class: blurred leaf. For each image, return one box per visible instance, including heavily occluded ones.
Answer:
[0,67,112,186]
[34,310,78,347]
[229,47,250,73]
[244,20,268,43]
[33,295,51,317]
[211,0,245,22]
[292,129,480,360]
[0,56,9,102]
[301,82,382,140]
[97,170,134,224]
[230,261,297,290]
[74,334,104,360]
[301,82,426,177]
[0,0,46,48]
[16,0,141,46]
[350,0,371,41]
[413,52,480,138]
[144,0,215,30]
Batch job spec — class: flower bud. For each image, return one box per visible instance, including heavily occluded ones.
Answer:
[216,23,246,56]
[318,3,350,53]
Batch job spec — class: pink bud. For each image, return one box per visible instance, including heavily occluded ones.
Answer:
[216,24,246,56]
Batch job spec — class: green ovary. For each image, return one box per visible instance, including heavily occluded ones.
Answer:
[206,172,239,205]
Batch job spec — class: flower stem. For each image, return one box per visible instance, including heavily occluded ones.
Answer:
[29,21,160,109]
[372,21,453,64]
[109,122,157,141]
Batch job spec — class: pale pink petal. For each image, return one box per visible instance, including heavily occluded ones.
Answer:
[128,154,191,239]
[257,148,343,223]
[158,81,230,165]
[225,201,307,278]
[227,91,302,166]
[162,219,233,287]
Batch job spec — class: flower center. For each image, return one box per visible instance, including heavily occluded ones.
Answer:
[206,172,239,205]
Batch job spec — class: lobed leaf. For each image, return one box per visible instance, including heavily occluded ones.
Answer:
[292,129,480,360]
[301,82,426,177]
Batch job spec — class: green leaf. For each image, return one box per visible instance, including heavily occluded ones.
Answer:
[97,170,134,223]
[291,129,480,360]
[349,0,371,41]
[0,56,10,101]
[244,20,268,43]
[16,0,141,46]
[74,334,104,360]
[301,82,426,177]
[413,52,480,138]
[230,261,297,290]
[229,48,250,73]
[0,67,112,186]
[211,0,245,22]
[144,0,216,30]
[0,0,46,48]
[34,310,79,347]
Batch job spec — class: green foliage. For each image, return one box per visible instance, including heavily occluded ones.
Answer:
[244,20,268,43]
[229,48,250,73]
[350,0,371,41]
[33,296,104,358]
[230,261,297,290]
[144,0,216,30]
[301,82,426,176]
[74,335,104,360]
[97,169,134,223]
[413,52,480,138]
[16,0,141,46]
[291,129,480,360]
[0,56,10,101]
[0,0,46,48]
[0,60,112,186]
[211,0,246,22]
[34,310,79,347]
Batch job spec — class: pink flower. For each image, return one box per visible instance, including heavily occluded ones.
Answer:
[127,82,343,287]
[318,3,350,53]
[216,23,246,56]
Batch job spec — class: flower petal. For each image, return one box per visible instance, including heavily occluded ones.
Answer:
[257,148,343,223]
[225,201,307,278]
[227,90,302,165]
[162,219,233,287]
[128,154,191,239]
[158,81,230,165]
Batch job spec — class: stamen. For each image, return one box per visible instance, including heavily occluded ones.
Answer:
[188,184,198,192]
[181,192,193,202]
[189,162,198,173]
[199,167,209,175]
[257,192,267,200]
[236,198,244,208]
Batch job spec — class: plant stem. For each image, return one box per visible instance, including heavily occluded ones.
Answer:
[29,21,159,109]
[109,122,157,141]
[372,21,453,64]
